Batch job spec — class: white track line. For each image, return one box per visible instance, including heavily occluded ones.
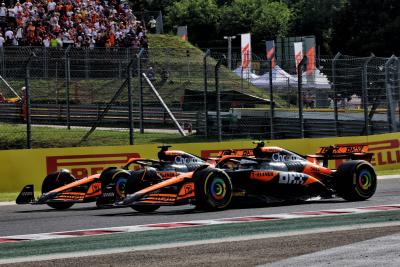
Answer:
[2,221,400,265]
[2,203,400,243]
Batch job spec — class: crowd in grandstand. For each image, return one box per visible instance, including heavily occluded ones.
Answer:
[0,0,154,48]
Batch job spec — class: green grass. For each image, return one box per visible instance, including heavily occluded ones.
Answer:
[0,191,41,202]
[0,122,224,150]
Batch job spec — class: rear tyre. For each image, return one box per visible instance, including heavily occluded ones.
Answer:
[126,171,160,213]
[335,160,377,201]
[193,167,233,210]
[41,170,75,210]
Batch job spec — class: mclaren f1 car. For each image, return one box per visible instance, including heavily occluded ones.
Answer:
[15,146,212,210]
[115,142,377,212]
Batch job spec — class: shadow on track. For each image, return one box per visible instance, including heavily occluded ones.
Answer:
[94,198,348,217]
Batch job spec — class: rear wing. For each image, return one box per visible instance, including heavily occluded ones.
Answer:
[307,145,373,167]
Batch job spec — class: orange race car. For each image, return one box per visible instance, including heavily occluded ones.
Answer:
[15,146,217,210]
[115,142,377,212]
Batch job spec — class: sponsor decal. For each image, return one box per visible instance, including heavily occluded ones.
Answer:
[145,193,176,202]
[159,171,178,179]
[272,153,301,162]
[174,156,202,165]
[201,148,253,158]
[251,171,276,177]
[46,153,139,179]
[241,33,251,71]
[279,172,307,185]
[336,139,400,167]
[86,182,102,197]
[58,192,85,200]
[178,183,195,197]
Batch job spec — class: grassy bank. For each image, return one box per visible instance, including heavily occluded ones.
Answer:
[0,123,218,149]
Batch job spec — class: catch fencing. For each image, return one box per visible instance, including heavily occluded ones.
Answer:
[0,46,398,148]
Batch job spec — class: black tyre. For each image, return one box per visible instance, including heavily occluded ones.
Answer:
[193,167,233,210]
[100,168,131,202]
[335,160,377,201]
[126,170,160,212]
[41,170,75,210]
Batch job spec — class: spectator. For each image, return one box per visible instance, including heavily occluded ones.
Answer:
[4,28,13,45]
[0,0,149,49]
[148,16,156,34]
[146,67,156,82]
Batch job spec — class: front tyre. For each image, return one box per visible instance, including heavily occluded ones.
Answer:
[126,171,160,212]
[193,167,233,210]
[41,170,75,210]
[335,160,377,201]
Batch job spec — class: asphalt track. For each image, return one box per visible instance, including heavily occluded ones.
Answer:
[0,176,399,237]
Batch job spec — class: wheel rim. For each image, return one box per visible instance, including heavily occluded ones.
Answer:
[209,177,227,201]
[357,169,372,190]
[115,178,127,198]
[354,166,376,198]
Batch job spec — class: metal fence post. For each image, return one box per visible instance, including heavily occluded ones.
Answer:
[44,47,48,79]
[384,55,398,132]
[203,49,210,138]
[24,53,35,149]
[269,59,274,139]
[127,60,134,145]
[362,55,374,135]
[331,52,341,136]
[65,46,71,129]
[137,48,145,133]
[215,56,226,142]
[84,48,89,79]
[297,56,307,138]
[398,60,400,125]
[186,49,190,79]
[0,47,4,76]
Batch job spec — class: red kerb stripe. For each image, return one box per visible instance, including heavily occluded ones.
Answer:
[146,223,203,228]
[222,217,279,222]
[359,206,400,211]
[52,230,123,236]
[0,238,27,243]
[292,211,352,216]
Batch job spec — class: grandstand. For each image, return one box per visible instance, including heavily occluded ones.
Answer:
[0,0,152,48]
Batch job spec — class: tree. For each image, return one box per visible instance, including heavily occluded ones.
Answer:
[331,0,400,56]
[165,0,220,47]
[219,0,291,52]
[286,0,347,56]
[129,0,175,14]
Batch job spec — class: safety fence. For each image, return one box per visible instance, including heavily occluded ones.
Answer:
[0,47,398,149]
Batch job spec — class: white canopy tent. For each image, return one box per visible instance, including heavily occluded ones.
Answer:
[233,66,331,90]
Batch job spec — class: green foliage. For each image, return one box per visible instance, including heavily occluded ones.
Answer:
[331,0,400,56]
[129,0,175,14]
[163,0,291,50]
[287,0,347,55]
[165,0,220,45]
[220,0,291,39]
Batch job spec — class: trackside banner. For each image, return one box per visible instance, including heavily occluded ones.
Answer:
[0,132,399,192]
[241,33,251,73]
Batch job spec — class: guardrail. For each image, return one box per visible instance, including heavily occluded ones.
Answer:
[0,103,392,138]
[0,103,200,129]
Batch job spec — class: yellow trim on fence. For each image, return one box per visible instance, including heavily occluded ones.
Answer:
[0,132,399,192]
